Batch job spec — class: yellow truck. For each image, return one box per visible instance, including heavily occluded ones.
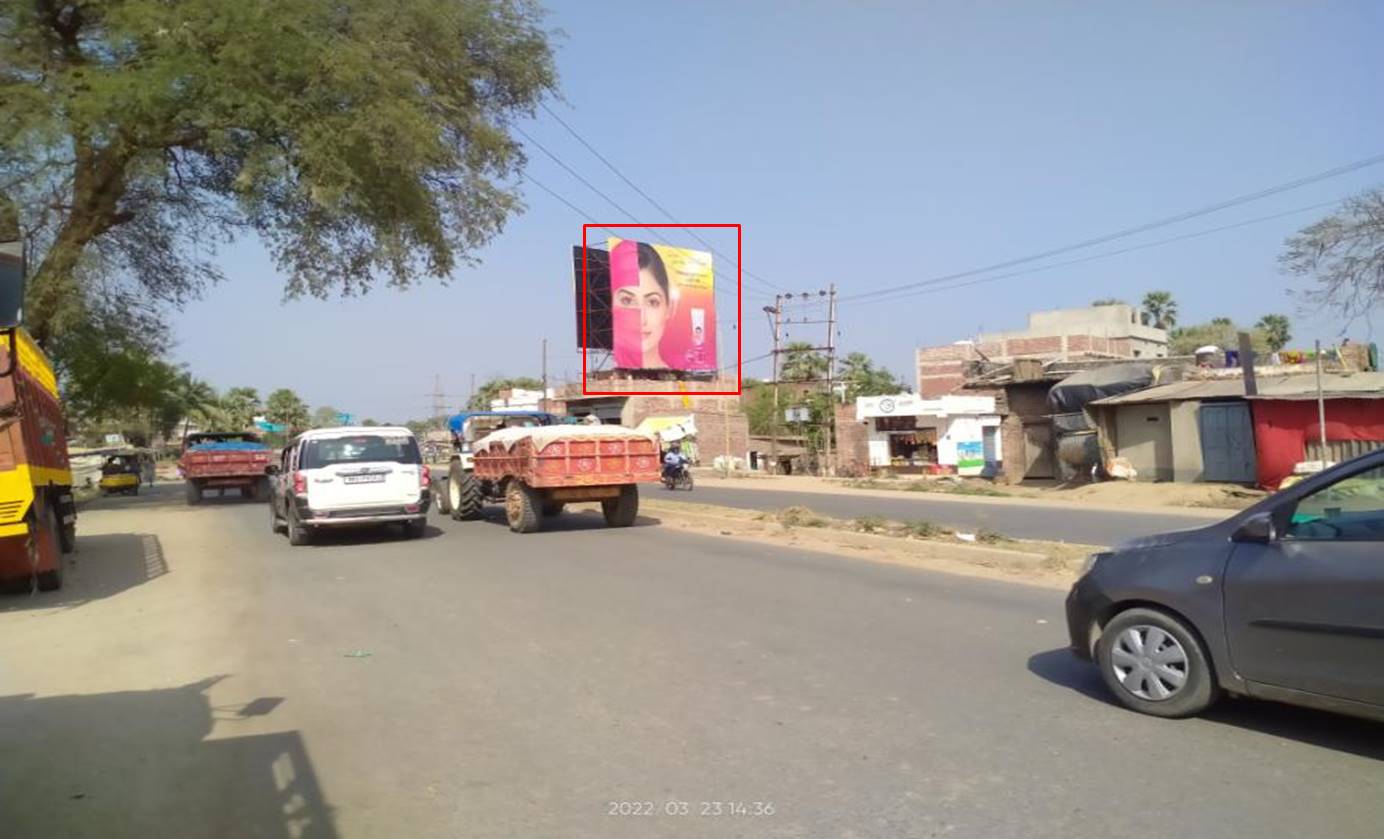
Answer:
[0,239,75,591]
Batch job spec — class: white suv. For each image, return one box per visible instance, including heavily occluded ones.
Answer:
[268,426,431,546]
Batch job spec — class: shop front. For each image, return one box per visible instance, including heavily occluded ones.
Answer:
[856,394,1001,476]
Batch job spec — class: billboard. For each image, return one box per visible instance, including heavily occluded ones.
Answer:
[607,238,715,372]
[572,245,612,350]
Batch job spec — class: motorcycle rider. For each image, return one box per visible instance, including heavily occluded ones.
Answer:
[663,441,689,483]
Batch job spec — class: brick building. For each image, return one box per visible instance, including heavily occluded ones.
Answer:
[916,304,1168,397]
[549,377,750,466]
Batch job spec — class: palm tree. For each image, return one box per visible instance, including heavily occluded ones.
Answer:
[1256,314,1292,352]
[1141,291,1178,329]
[779,341,828,382]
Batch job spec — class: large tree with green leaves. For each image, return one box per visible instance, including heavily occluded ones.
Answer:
[220,387,261,431]
[2,0,558,346]
[838,352,903,400]
[1281,189,1384,320]
[1168,321,1270,356]
[265,388,309,432]
[779,342,827,382]
[1255,314,1292,352]
[311,405,343,429]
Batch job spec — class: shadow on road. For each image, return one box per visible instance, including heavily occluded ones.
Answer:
[84,481,265,513]
[471,506,661,532]
[0,533,168,610]
[0,676,337,839]
[302,522,446,548]
[1027,647,1384,760]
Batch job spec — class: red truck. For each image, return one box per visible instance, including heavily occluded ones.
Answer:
[180,432,273,505]
[455,425,659,533]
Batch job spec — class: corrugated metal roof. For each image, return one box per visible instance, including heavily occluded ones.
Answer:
[1090,372,1384,405]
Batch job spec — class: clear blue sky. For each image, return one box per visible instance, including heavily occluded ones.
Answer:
[173,1,1384,421]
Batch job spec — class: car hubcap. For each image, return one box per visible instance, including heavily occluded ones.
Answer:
[1110,625,1189,701]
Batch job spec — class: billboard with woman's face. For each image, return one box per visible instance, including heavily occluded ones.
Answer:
[608,238,716,372]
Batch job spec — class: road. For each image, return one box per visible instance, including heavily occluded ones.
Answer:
[679,483,1220,545]
[2,483,1380,839]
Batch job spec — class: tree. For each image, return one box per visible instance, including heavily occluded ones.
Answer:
[2,0,559,347]
[1091,298,1126,306]
[838,352,904,399]
[174,374,225,432]
[1141,291,1179,329]
[265,389,309,432]
[1168,321,1270,356]
[1210,317,1233,326]
[220,387,261,432]
[740,381,777,436]
[1255,314,1292,352]
[779,342,828,382]
[468,376,543,410]
[311,406,342,429]
[1281,189,1384,320]
[362,418,379,427]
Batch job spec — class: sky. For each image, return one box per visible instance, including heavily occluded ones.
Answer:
[172,1,1384,422]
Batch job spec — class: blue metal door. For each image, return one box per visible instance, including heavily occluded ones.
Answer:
[1199,402,1256,482]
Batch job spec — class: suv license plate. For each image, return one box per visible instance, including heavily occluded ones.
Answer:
[343,474,386,484]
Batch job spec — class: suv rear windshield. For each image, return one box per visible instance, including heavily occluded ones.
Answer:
[301,434,421,468]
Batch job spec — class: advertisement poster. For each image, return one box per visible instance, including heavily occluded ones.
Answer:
[608,238,716,372]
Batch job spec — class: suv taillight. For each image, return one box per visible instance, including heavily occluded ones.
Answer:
[419,466,431,489]
[293,471,307,494]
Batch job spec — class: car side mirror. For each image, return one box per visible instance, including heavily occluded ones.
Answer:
[1232,511,1276,544]
[265,464,281,476]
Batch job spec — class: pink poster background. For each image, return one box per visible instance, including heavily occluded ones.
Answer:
[609,239,717,372]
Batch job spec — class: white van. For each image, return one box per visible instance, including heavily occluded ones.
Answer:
[268,426,430,546]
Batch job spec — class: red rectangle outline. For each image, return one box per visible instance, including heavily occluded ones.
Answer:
[581,223,742,396]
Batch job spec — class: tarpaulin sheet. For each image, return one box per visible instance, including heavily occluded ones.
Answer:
[188,441,269,451]
[1047,363,1154,415]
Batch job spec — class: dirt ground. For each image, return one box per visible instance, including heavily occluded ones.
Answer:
[640,498,1099,591]
[698,471,1261,514]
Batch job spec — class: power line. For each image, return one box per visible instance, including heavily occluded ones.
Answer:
[841,151,1384,303]
[538,102,786,293]
[841,198,1347,308]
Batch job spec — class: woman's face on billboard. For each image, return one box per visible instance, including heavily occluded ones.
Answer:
[615,267,670,357]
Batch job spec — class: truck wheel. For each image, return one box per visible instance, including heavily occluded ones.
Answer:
[35,504,64,592]
[433,478,452,515]
[448,462,483,521]
[57,496,77,554]
[601,484,639,528]
[541,501,565,517]
[186,481,202,506]
[505,480,541,533]
[287,508,312,546]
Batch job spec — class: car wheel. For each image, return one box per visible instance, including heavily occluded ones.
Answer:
[287,508,312,546]
[403,518,427,539]
[1096,607,1219,718]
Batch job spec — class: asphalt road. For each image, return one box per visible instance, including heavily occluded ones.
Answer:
[678,484,1220,545]
[2,483,1381,839]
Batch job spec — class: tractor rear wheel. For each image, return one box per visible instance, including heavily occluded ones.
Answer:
[448,462,483,521]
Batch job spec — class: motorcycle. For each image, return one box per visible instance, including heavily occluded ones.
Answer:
[662,462,694,491]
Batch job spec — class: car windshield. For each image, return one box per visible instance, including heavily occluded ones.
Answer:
[302,434,420,468]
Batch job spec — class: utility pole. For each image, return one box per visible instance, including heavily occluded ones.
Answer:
[541,337,549,413]
[1315,339,1328,463]
[823,284,838,477]
[431,374,446,429]
[768,295,783,474]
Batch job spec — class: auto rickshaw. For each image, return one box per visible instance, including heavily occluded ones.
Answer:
[99,451,147,496]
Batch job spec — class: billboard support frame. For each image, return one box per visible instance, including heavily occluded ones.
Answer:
[581,223,742,397]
